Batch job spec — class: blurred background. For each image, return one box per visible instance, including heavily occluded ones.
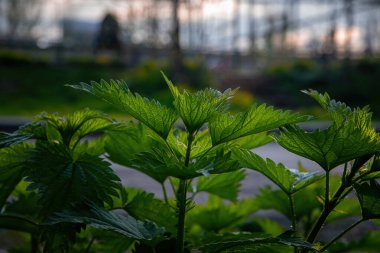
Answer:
[1,0,380,119]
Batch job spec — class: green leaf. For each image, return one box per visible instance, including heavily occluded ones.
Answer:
[200,232,317,253]
[26,142,121,217]
[233,148,323,195]
[21,110,114,149]
[326,197,361,223]
[240,218,285,236]
[124,190,177,233]
[231,132,273,149]
[91,230,136,253]
[303,89,351,125]
[188,196,257,233]
[195,170,246,201]
[254,187,324,220]
[276,92,380,171]
[168,80,237,132]
[104,122,168,182]
[188,205,244,233]
[0,132,32,148]
[355,181,380,220]
[69,80,178,139]
[0,214,38,234]
[276,124,380,171]
[46,203,164,240]
[209,103,309,145]
[0,143,31,209]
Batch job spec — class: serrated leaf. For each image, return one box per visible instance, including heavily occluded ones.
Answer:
[196,170,246,201]
[200,232,317,253]
[22,110,113,149]
[209,104,310,145]
[233,148,323,195]
[231,132,273,149]
[276,92,380,171]
[104,122,168,182]
[0,143,31,209]
[303,90,351,125]
[355,181,380,220]
[46,203,164,240]
[170,85,237,133]
[26,142,121,217]
[0,132,32,148]
[69,80,177,139]
[276,123,380,171]
[124,190,176,233]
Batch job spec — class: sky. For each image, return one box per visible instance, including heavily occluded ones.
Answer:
[1,0,379,53]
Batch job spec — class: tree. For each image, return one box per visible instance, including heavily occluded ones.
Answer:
[94,13,122,53]
[2,0,42,41]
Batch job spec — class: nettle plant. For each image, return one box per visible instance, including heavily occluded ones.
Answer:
[1,74,380,253]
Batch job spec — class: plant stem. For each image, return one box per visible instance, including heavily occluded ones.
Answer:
[176,132,194,253]
[288,194,298,253]
[302,183,348,253]
[85,237,95,253]
[342,162,348,184]
[325,171,330,207]
[319,219,364,252]
[289,194,297,232]
[176,179,187,253]
[161,182,169,204]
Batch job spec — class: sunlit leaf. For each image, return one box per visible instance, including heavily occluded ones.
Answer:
[68,80,178,139]
[233,148,323,195]
[276,92,380,171]
[231,132,273,149]
[209,104,310,145]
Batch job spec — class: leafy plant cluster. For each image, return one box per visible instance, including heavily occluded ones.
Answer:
[1,73,380,253]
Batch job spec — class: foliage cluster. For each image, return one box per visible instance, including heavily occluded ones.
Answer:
[1,74,380,252]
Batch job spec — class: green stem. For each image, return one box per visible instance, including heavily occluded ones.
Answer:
[302,182,348,253]
[161,182,169,204]
[325,171,330,207]
[319,219,364,252]
[176,179,187,253]
[289,194,297,232]
[289,194,298,253]
[85,237,95,253]
[176,132,194,253]
[342,162,348,184]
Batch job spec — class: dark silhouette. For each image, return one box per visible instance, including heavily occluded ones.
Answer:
[94,13,122,53]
